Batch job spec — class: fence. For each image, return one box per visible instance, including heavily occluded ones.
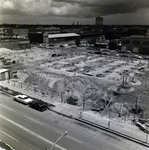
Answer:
[2,79,60,100]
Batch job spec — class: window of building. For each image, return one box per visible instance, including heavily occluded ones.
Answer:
[123,40,129,44]
[143,41,149,45]
[133,41,140,45]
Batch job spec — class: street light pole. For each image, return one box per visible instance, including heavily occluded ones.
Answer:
[50,131,68,150]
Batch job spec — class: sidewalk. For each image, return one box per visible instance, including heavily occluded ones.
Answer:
[0,80,149,146]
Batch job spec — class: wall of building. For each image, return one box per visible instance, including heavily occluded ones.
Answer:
[28,33,43,44]
[44,26,60,34]
[0,70,13,81]
[0,27,13,35]
[47,37,78,44]
[0,40,30,49]
[121,36,149,54]
[13,29,29,36]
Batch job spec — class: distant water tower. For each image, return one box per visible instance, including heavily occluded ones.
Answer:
[95,16,103,26]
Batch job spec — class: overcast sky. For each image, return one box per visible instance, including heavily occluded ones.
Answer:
[0,0,149,25]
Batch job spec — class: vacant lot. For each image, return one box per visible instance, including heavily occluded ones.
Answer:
[1,43,149,119]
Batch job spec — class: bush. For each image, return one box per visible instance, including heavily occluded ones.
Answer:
[66,97,78,105]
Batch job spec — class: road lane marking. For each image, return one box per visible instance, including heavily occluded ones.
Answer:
[64,121,71,126]
[24,115,44,126]
[130,144,135,150]
[0,129,19,142]
[66,135,83,144]
[56,130,83,144]
[0,104,15,112]
[0,114,67,150]
[56,130,63,134]
[95,131,102,137]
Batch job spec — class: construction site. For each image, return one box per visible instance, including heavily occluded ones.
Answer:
[0,42,149,133]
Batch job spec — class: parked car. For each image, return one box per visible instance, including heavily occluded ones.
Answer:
[143,56,149,60]
[14,95,33,105]
[132,55,142,59]
[120,54,128,57]
[118,50,125,53]
[102,52,110,55]
[94,51,102,54]
[119,50,131,53]
[137,55,143,59]
[29,100,48,111]
[134,120,149,133]
[100,49,110,52]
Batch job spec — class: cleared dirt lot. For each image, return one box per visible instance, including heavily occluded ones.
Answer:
[1,44,149,120]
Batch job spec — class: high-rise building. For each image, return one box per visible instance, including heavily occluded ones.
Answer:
[95,17,103,25]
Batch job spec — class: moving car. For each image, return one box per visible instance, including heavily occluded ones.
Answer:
[14,94,33,105]
[29,100,48,111]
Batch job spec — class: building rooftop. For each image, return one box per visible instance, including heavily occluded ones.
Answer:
[48,33,80,39]
[122,35,149,39]
[130,35,148,38]
[0,69,9,73]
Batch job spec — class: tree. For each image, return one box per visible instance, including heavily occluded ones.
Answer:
[87,37,96,47]
[108,40,118,50]
[105,29,116,40]
[75,37,80,47]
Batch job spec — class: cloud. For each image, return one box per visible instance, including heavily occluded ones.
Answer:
[0,0,149,19]
[3,0,15,9]
[52,0,149,16]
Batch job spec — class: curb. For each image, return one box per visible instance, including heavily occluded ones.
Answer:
[76,118,149,147]
[50,109,74,119]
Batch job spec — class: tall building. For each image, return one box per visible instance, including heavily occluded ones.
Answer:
[95,17,103,26]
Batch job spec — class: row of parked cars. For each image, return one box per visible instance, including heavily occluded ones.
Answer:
[13,94,54,111]
[91,49,147,60]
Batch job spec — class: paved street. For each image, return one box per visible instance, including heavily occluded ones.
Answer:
[0,92,147,150]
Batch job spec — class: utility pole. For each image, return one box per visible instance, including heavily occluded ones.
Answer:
[124,113,127,122]
[82,96,85,110]
[135,96,139,114]
[108,121,110,129]
[119,104,122,117]
[148,60,149,68]
[109,110,111,118]
[122,70,129,88]
[61,92,63,103]
[146,134,148,143]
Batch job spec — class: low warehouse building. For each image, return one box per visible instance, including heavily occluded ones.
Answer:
[43,33,80,45]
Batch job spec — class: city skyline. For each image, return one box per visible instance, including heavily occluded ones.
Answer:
[0,0,149,25]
